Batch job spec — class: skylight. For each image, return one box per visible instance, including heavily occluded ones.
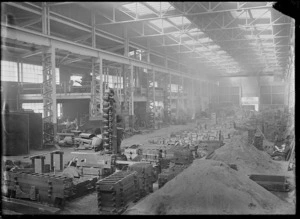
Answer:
[149,19,173,29]
[198,37,213,43]
[186,28,204,37]
[207,45,220,50]
[122,3,155,16]
[261,42,273,46]
[184,40,195,45]
[230,10,250,19]
[169,31,182,38]
[259,35,273,39]
[250,9,271,19]
[195,47,209,52]
[216,50,226,54]
[244,35,256,39]
[168,16,191,26]
[145,2,175,13]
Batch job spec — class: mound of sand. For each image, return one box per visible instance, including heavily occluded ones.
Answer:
[124,159,294,215]
[207,131,283,175]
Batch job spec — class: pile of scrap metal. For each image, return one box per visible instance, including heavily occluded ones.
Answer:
[96,162,155,215]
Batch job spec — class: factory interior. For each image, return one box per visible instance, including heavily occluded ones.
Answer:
[1,1,296,215]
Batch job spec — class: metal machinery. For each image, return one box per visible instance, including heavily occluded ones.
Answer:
[102,86,118,153]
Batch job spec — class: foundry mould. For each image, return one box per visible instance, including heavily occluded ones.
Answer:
[3,171,74,207]
[70,152,117,177]
[29,150,64,173]
[96,171,140,214]
[249,174,290,192]
[3,170,99,208]
[127,163,155,197]
[253,134,264,151]
[248,128,256,144]
[158,164,188,188]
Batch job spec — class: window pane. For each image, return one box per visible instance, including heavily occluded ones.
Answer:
[272,94,284,104]
[260,94,272,104]
[272,85,285,94]
[261,86,271,93]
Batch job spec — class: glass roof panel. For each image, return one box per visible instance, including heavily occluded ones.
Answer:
[186,28,204,36]
[122,3,155,16]
[195,47,209,52]
[184,40,195,45]
[169,31,182,38]
[255,25,273,31]
[207,45,220,50]
[149,19,173,29]
[261,42,273,46]
[245,35,256,39]
[198,37,213,43]
[250,9,271,19]
[168,16,191,26]
[230,10,250,19]
[145,2,175,12]
[216,50,226,54]
[259,35,273,39]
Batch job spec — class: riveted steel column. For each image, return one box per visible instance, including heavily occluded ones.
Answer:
[42,46,56,146]
[90,56,103,120]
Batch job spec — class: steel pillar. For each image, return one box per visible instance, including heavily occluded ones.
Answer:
[90,57,103,120]
[146,69,155,128]
[192,79,195,118]
[123,64,131,129]
[162,73,171,123]
[42,46,57,147]
[130,64,134,116]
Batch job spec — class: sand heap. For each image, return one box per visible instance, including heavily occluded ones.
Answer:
[124,159,294,215]
[207,131,283,175]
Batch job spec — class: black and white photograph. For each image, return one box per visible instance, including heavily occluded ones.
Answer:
[1,1,296,215]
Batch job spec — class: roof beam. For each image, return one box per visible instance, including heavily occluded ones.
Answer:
[96,4,272,26]
[2,25,205,81]
[129,22,291,39]
[3,2,193,75]
[19,17,42,28]
[21,48,43,59]
[48,2,75,7]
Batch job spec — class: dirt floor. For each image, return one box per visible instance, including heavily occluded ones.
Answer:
[2,121,295,215]
[124,159,295,215]
[2,122,197,215]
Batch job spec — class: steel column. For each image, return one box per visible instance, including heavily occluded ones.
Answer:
[130,64,134,116]
[91,12,96,48]
[42,46,57,146]
[90,57,103,120]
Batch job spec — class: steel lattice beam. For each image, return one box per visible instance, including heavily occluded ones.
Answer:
[97,3,272,25]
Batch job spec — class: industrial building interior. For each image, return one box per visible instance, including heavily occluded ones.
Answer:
[1,1,295,215]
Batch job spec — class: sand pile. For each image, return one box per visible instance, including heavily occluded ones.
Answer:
[207,131,283,175]
[124,159,294,215]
